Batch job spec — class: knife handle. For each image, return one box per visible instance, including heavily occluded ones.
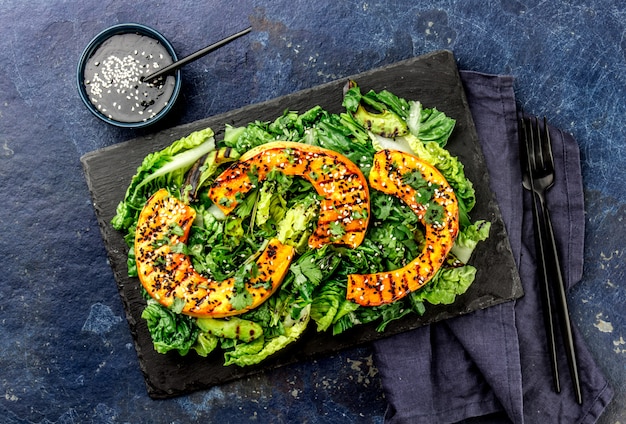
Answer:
[530,191,561,393]
[542,206,583,404]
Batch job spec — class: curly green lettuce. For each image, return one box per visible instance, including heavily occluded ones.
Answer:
[451,220,492,264]
[141,299,199,356]
[410,265,478,306]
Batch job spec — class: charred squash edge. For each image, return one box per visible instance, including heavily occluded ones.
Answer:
[135,188,295,318]
[208,141,370,249]
[346,149,460,306]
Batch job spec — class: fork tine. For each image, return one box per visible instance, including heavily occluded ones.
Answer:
[532,116,543,171]
[542,116,554,172]
[527,117,538,173]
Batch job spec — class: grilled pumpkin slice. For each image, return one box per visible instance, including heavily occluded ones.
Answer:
[347,149,459,306]
[135,188,295,318]
[208,141,370,249]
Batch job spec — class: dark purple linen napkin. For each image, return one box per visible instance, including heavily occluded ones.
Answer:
[373,71,613,423]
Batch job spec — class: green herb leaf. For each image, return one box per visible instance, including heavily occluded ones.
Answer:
[329,221,346,240]
[230,290,253,311]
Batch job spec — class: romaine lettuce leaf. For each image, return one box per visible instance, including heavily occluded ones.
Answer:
[253,184,281,226]
[276,193,318,251]
[406,101,456,147]
[451,220,492,264]
[368,130,415,154]
[410,265,477,305]
[310,282,343,332]
[192,332,219,357]
[141,299,199,356]
[112,127,216,231]
[222,120,276,152]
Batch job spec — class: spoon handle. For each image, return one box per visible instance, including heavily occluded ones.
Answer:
[144,26,252,82]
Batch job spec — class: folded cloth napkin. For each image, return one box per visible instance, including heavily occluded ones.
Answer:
[373,71,614,424]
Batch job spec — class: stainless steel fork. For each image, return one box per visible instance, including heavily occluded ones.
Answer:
[520,115,583,404]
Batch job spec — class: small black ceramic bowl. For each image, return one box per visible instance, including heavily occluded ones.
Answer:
[77,23,182,128]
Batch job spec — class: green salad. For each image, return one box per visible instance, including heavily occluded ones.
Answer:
[111,81,490,366]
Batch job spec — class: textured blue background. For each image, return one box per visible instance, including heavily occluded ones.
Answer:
[0,1,624,422]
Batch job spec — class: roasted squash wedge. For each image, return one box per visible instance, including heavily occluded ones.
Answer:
[347,149,459,306]
[135,188,295,318]
[208,141,370,249]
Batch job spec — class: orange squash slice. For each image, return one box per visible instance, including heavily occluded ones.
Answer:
[347,149,459,306]
[135,188,295,318]
[208,141,370,249]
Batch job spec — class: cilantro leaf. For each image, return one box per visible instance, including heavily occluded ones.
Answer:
[169,222,185,237]
[329,221,346,240]
[230,289,253,311]
[229,262,259,311]
[290,252,325,300]
[372,193,394,220]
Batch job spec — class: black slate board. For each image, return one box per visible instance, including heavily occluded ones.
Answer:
[81,50,523,399]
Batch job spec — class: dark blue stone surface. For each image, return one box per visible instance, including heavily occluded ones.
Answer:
[0,1,623,422]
